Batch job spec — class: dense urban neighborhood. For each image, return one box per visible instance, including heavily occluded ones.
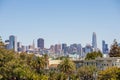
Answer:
[3,32,109,59]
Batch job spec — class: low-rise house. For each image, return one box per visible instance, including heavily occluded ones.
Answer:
[96,57,120,70]
[49,59,61,70]
[74,57,120,70]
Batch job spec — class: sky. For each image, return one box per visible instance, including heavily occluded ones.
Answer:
[0,0,120,49]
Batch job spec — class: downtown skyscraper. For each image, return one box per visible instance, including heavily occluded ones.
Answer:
[92,32,97,51]
[9,35,17,52]
[37,38,44,49]
[102,40,109,54]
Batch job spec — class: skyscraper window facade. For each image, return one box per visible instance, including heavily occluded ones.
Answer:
[37,38,44,49]
[102,40,109,54]
[9,35,17,52]
[92,32,97,51]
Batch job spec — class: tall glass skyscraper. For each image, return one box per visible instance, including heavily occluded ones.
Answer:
[92,32,97,51]
[37,38,44,49]
[9,35,17,52]
[102,40,109,54]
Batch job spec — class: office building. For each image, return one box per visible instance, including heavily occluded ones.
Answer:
[5,40,9,49]
[92,32,97,51]
[37,38,44,49]
[102,40,109,54]
[32,40,35,50]
[17,42,22,52]
[62,43,67,50]
[55,44,61,54]
[85,44,93,54]
[77,44,83,57]
[21,45,26,52]
[9,35,17,52]
[62,43,67,54]
[50,45,55,53]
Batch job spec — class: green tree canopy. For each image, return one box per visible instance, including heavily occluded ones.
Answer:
[98,67,120,80]
[109,39,120,57]
[0,48,48,80]
[58,58,76,76]
[0,36,5,48]
[77,66,97,80]
[85,51,103,60]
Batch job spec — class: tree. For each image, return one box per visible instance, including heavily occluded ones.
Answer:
[98,67,120,80]
[117,68,120,79]
[48,71,57,80]
[31,57,46,74]
[77,66,97,80]
[43,54,49,69]
[69,74,78,80]
[0,48,49,80]
[0,56,41,80]
[56,72,67,80]
[58,58,76,78]
[0,36,5,48]
[85,51,103,60]
[109,39,120,57]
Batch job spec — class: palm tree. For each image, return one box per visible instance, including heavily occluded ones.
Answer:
[48,71,57,80]
[77,66,97,80]
[31,56,46,74]
[57,72,67,80]
[58,58,76,78]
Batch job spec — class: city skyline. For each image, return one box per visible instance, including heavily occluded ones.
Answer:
[0,0,120,49]
[2,33,108,50]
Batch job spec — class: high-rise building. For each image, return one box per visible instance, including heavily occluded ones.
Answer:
[9,35,17,52]
[62,43,67,50]
[50,45,55,53]
[28,45,33,49]
[102,40,105,53]
[85,44,93,54]
[55,44,61,54]
[102,40,109,54]
[5,40,9,49]
[17,42,22,52]
[32,40,35,50]
[62,43,67,53]
[77,44,83,57]
[37,38,44,49]
[21,45,26,52]
[92,32,97,51]
[69,44,77,54]
[17,42,22,48]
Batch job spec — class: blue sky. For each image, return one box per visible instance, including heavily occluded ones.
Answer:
[0,0,120,49]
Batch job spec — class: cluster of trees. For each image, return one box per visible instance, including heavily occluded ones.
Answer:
[0,48,49,80]
[98,67,120,80]
[1,48,120,80]
[0,47,97,80]
[85,51,103,60]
